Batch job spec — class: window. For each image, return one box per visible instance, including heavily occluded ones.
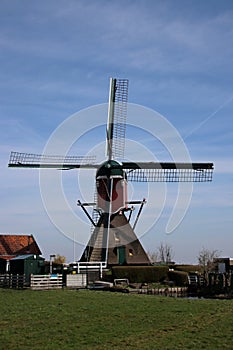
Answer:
[129,249,134,257]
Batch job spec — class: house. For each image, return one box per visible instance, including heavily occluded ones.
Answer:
[0,234,42,274]
[214,257,233,273]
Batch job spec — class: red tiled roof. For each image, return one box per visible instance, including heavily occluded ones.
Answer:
[0,234,41,257]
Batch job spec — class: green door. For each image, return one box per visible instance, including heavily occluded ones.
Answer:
[117,246,126,265]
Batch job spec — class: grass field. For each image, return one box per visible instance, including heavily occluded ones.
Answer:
[0,289,233,350]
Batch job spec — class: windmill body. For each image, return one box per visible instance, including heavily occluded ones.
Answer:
[8,78,214,268]
[96,160,128,215]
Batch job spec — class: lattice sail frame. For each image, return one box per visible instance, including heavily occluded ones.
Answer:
[106,78,128,160]
[122,162,213,182]
[126,168,213,182]
[112,79,128,159]
[9,151,96,168]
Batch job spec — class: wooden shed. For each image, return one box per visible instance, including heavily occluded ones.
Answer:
[10,254,45,283]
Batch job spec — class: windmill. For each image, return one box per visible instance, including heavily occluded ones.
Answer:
[9,78,213,269]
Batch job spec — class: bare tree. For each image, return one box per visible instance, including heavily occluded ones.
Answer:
[158,242,174,264]
[147,243,174,264]
[147,250,159,264]
[197,247,220,275]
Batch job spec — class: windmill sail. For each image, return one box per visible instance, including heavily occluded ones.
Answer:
[106,78,128,160]
[122,162,214,182]
[8,151,97,169]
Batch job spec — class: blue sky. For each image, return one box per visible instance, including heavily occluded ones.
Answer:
[0,0,232,263]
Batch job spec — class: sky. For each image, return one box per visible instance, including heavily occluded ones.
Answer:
[0,0,233,264]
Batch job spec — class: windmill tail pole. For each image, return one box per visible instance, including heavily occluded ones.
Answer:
[77,200,96,227]
[102,177,114,263]
[132,198,147,231]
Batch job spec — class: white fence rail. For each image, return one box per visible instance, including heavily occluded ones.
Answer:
[76,261,107,278]
[66,274,87,288]
[30,274,63,290]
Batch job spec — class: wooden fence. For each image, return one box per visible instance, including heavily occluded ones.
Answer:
[0,274,26,289]
[30,274,63,290]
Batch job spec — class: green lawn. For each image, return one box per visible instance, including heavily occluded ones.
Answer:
[0,289,233,350]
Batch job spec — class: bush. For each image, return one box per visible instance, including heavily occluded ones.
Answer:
[173,264,202,273]
[112,266,169,283]
[168,270,188,286]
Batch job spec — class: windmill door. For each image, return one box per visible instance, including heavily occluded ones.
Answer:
[117,246,126,265]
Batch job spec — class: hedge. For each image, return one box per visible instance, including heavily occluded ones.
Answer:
[173,264,202,273]
[112,266,169,283]
[168,270,189,286]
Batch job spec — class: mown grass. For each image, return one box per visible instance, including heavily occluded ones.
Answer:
[0,289,233,350]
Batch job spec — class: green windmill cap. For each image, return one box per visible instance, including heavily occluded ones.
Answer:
[96,160,124,177]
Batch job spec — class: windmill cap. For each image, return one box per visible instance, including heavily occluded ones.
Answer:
[96,160,124,178]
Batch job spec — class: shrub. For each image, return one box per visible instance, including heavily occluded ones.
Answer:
[112,266,169,283]
[168,270,188,286]
[173,264,202,273]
